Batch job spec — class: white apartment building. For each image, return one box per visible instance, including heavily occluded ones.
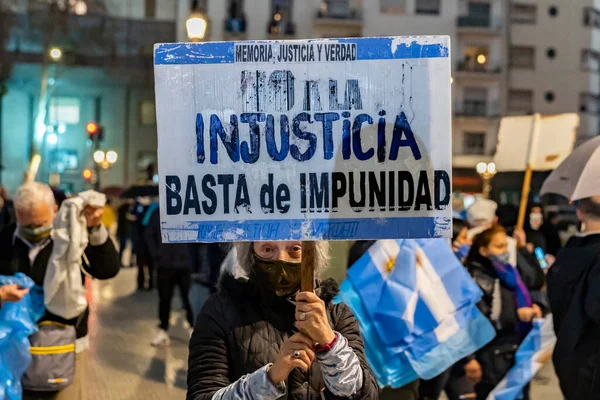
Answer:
[452,0,507,179]
[6,0,591,194]
[509,0,600,143]
[176,0,486,188]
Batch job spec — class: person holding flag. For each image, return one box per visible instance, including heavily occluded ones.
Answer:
[465,225,541,399]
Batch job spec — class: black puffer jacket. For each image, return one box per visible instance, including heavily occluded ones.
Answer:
[466,254,525,399]
[467,254,520,333]
[187,274,379,400]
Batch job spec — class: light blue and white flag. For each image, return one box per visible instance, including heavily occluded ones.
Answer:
[338,238,496,387]
[486,315,556,400]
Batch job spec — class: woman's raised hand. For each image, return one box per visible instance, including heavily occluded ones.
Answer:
[295,291,336,346]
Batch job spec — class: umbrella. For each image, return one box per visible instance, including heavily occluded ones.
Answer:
[120,184,159,199]
[540,136,600,200]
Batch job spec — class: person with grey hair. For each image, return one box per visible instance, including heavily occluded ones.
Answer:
[0,182,120,400]
[187,240,378,400]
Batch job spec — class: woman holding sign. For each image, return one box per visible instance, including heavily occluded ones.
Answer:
[187,241,378,400]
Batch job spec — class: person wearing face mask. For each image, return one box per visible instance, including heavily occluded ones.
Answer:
[464,225,541,400]
[524,203,547,253]
[0,182,120,400]
[187,241,378,400]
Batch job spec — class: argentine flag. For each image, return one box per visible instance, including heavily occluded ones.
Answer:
[487,316,556,400]
[338,238,496,388]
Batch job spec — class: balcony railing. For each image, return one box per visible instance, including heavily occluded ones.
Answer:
[224,17,247,35]
[456,101,500,117]
[463,101,487,116]
[457,62,502,74]
[458,15,491,27]
[315,8,362,22]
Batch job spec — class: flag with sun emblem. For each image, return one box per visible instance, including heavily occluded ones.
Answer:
[337,238,496,388]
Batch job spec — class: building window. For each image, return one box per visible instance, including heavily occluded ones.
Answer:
[51,149,79,172]
[458,2,491,27]
[582,49,600,72]
[226,0,246,33]
[416,0,440,15]
[548,5,558,17]
[381,0,406,15]
[580,93,600,114]
[545,91,555,103]
[511,3,536,24]
[546,48,556,59]
[460,46,490,71]
[510,46,535,69]
[269,0,294,35]
[48,97,80,125]
[139,100,156,126]
[463,87,488,116]
[463,132,486,155]
[584,7,600,28]
[508,89,533,113]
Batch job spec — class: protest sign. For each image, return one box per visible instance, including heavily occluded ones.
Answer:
[494,113,578,172]
[154,36,452,243]
[493,113,578,229]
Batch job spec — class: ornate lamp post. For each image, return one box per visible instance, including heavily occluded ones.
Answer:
[476,162,497,199]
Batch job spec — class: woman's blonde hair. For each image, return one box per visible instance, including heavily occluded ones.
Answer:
[235,241,330,278]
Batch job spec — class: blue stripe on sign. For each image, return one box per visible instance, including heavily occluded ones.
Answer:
[154,37,449,65]
[160,216,450,243]
[154,41,236,65]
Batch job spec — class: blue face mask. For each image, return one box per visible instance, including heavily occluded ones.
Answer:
[454,244,471,259]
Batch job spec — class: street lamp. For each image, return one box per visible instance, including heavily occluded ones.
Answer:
[93,150,118,170]
[476,162,497,199]
[91,149,118,189]
[106,150,118,164]
[49,47,62,61]
[93,150,105,164]
[186,11,208,41]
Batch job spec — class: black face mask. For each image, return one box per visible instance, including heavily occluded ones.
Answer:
[252,253,301,297]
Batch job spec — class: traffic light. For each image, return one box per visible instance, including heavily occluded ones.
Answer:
[86,122,104,141]
[82,168,93,181]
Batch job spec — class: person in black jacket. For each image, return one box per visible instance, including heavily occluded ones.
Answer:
[145,206,196,347]
[0,182,120,400]
[548,196,600,400]
[188,240,378,400]
[524,203,547,253]
[133,198,155,290]
[116,200,133,267]
[465,225,541,400]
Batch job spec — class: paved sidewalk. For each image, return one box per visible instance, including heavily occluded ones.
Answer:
[85,268,188,399]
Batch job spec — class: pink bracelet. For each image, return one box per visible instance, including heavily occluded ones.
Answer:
[315,334,338,353]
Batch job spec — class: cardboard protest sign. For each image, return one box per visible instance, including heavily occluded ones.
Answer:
[494,113,578,172]
[153,36,452,243]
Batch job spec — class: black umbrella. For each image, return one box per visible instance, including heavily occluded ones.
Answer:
[120,184,159,199]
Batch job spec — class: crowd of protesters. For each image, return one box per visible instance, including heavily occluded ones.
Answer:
[1,178,599,400]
